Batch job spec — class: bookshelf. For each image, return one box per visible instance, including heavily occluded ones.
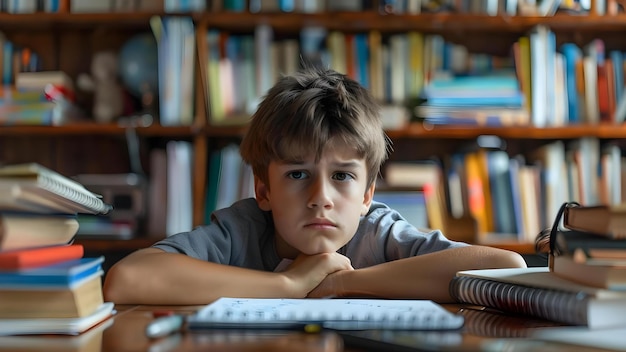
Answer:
[2,3,626,262]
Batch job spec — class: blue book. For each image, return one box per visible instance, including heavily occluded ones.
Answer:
[0,256,104,287]
[354,34,370,89]
[487,150,517,235]
[560,43,582,123]
[3,41,13,85]
[425,95,524,107]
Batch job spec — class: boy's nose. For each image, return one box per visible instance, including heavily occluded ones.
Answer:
[307,178,333,209]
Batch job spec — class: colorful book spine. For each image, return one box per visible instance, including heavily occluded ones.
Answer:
[0,244,84,270]
[0,256,104,288]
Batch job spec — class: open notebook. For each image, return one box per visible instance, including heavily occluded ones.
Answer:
[187,298,464,331]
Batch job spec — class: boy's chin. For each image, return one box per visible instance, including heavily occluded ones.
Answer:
[300,242,343,255]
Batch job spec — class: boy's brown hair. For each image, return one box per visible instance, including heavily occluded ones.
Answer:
[240,66,391,188]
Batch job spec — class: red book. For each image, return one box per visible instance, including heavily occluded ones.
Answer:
[0,244,84,270]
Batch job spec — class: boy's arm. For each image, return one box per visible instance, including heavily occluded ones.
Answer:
[103,247,352,305]
[307,245,527,302]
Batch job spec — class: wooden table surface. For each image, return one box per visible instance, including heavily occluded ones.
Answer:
[0,304,617,351]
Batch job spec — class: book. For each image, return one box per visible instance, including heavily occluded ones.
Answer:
[187,297,464,330]
[0,317,112,352]
[0,302,114,336]
[550,229,626,255]
[552,250,626,290]
[0,163,113,215]
[0,256,104,288]
[0,213,79,251]
[0,244,84,269]
[0,272,103,318]
[563,203,626,239]
[449,267,626,328]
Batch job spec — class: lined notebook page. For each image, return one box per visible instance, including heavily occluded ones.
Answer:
[188,298,464,330]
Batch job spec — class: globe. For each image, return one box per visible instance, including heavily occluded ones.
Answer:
[118,33,159,100]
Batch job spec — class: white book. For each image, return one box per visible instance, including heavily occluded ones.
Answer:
[0,302,114,336]
[166,141,193,236]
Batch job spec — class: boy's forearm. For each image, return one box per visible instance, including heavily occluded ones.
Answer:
[103,248,295,305]
[335,246,526,302]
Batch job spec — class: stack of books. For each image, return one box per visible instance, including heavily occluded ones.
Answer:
[449,201,626,330]
[0,163,114,335]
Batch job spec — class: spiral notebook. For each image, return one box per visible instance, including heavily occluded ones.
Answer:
[0,163,112,215]
[187,298,464,331]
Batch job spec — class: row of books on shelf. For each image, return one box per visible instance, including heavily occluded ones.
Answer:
[13,0,619,16]
[449,201,626,350]
[202,22,626,129]
[161,0,621,16]
[524,27,626,128]
[202,25,515,127]
[0,162,114,336]
[383,136,623,243]
[0,0,164,13]
[0,15,193,127]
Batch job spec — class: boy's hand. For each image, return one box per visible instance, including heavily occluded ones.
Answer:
[307,269,350,298]
[282,252,353,297]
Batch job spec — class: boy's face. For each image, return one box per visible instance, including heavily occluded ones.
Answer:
[254,139,375,259]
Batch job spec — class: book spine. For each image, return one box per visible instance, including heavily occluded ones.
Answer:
[449,276,589,326]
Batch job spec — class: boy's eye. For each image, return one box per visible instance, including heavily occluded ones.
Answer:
[333,172,354,181]
[287,171,308,180]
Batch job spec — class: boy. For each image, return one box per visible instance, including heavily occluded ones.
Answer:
[104,67,526,305]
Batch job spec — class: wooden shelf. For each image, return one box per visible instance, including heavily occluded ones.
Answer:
[0,12,624,33]
[0,123,200,137]
[0,12,165,31]
[386,123,626,139]
[8,121,626,140]
[198,13,626,33]
[481,241,537,255]
[205,122,626,140]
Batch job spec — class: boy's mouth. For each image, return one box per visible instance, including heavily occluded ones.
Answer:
[304,218,337,229]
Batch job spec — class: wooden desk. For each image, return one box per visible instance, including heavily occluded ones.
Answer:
[0,304,615,351]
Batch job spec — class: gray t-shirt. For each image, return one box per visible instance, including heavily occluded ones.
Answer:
[153,198,468,271]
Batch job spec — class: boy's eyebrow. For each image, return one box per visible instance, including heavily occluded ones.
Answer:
[278,160,363,168]
[331,160,362,168]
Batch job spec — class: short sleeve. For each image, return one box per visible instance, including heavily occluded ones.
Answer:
[343,201,469,268]
[151,198,281,270]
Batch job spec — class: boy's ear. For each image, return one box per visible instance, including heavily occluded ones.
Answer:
[361,182,376,216]
[254,176,272,211]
